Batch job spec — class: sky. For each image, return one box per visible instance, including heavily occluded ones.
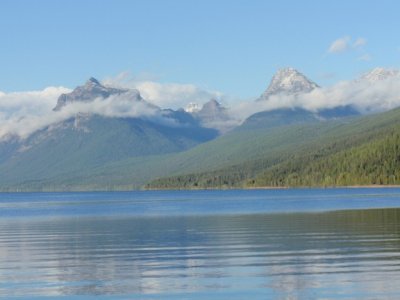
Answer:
[1,0,400,99]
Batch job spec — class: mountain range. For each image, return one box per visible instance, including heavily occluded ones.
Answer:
[257,67,319,101]
[0,67,399,191]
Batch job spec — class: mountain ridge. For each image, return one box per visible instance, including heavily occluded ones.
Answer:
[258,67,319,101]
[53,77,131,111]
[1,68,400,191]
[146,107,400,190]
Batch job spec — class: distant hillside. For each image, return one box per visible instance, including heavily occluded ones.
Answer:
[4,105,399,191]
[0,115,344,191]
[250,127,400,187]
[0,78,218,191]
[146,107,400,189]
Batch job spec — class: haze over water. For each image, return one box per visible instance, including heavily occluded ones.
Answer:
[1,189,400,299]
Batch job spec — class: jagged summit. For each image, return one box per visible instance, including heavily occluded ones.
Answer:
[185,99,223,115]
[53,77,131,111]
[197,99,226,119]
[360,67,399,82]
[86,77,101,86]
[201,99,222,111]
[184,102,200,113]
[258,68,319,101]
[194,99,233,132]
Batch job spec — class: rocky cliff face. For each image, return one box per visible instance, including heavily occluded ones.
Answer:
[190,99,235,133]
[53,77,131,111]
[258,67,319,101]
[359,67,399,83]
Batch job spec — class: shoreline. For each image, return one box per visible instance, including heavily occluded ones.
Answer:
[146,184,400,191]
[1,184,400,193]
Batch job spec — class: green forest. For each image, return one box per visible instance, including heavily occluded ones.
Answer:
[146,111,400,190]
[250,130,400,187]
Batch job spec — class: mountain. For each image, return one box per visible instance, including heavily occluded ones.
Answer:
[244,68,358,129]
[184,102,200,113]
[238,108,319,130]
[238,106,360,131]
[189,99,235,133]
[317,105,360,119]
[257,67,319,101]
[1,97,398,191]
[196,99,227,121]
[251,128,400,187]
[0,78,219,190]
[359,67,399,83]
[53,77,131,111]
[1,69,399,191]
[146,107,400,189]
[249,107,400,187]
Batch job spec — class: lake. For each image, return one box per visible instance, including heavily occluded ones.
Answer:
[1,188,400,299]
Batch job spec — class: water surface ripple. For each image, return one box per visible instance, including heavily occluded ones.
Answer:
[1,189,400,299]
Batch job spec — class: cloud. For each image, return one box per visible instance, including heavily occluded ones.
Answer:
[135,81,222,109]
[0,88,181,140]
[2,69,400,140]
[0,73,225,140]
[0,87,70,138]
[328,36,368,54]
[229,72,400,121]
[0,87,70,117]
[103,72,222,109]
[353,37,367,48]
[328,36,351,53]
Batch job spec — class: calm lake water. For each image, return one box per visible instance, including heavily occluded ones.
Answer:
[1,188,400,299]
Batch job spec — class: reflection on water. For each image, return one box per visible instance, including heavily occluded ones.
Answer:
[1,208,400,299]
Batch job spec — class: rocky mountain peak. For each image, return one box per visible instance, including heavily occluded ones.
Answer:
[201,99,222,111]
[360,67,400,82]
[196,99,227,120]
[192,99,233,133]
[184,102,200,113]
[53,77,130,111]
[258,68,319,101]
[85,77,101,86]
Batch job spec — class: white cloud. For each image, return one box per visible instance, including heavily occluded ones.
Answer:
[328,36,351,53]
[229,72,400,121]
[0,87,70,117]
[103,72,222,109]
[0,87,70,138]
[353,37,367,48]
[135,81,222,109]
[0,88,179,140]
[0,73,225,140]
[2,69,400,140]
[328,36,368,54]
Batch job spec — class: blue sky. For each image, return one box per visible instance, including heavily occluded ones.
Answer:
[1,0,399,98]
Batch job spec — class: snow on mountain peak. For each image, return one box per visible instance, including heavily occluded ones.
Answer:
[259,68,319,101]
[184,102,200,113]
[53,78,132,111]
[360,67,400,82]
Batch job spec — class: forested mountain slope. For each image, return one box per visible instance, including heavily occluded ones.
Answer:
[146,107,400,189]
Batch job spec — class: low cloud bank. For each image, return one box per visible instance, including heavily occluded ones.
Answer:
[103,73,222,109]
[1,72,400,140]
[0,89,164,140]
[0,87,70,139]
[229,75,400,121]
